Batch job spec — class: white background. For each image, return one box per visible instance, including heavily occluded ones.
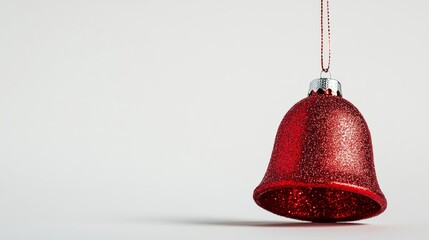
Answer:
[0,0,428,239]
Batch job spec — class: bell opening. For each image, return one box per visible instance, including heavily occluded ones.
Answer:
[256,186,382,222]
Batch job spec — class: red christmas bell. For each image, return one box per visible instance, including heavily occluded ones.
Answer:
[253,78,387,222]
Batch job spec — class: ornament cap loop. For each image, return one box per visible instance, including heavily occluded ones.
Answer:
[320,70,332,79]
[309,78,342,96]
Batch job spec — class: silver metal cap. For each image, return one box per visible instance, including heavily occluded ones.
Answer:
[308,78,342,96]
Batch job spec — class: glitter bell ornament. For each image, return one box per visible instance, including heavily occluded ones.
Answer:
[253,78,387,222]
[253,1,386,222]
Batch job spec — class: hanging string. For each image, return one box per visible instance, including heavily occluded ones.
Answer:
[320,0,331,73]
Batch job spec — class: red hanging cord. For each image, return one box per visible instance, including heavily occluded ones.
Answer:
[321,0,331,73]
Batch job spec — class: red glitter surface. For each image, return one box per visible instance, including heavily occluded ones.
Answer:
[253,93,387,222]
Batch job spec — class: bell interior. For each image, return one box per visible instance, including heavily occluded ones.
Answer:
[257,187,382,222]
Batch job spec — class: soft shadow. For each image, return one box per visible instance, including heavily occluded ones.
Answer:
[125,217,365,228]
[172,218,364,227]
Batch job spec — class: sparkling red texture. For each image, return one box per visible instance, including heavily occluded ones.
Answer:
[254,92,387,222]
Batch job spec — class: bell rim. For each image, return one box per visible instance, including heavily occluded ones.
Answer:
[253,180,387,222]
